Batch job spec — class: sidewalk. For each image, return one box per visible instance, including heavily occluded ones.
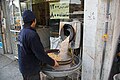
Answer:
[0,52,22,80]
[0,49,80,80]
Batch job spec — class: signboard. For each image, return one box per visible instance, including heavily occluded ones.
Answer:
[50,2,69,19]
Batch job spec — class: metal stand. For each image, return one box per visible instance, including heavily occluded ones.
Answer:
[41,70,80,80]
[68,70,80,80]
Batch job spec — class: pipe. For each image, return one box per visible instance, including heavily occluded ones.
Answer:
[0,1,6,54]
[100,0,110,80]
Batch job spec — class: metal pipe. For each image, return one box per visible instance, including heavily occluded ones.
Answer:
[4,0,13,54]
[100,0,110,80]
[0,0,8,54]
[0,1,6,54]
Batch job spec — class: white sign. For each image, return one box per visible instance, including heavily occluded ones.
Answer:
[50,2,69,19]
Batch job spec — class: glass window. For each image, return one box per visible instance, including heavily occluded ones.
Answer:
[20,0,32,15]
[32,0,83,25]
[22,0,83,37]
[9,0,22,30]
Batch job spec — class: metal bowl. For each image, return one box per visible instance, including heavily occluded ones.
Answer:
[46,49,73,65]
[42,55,81,77]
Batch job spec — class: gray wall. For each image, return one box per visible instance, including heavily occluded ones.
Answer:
[82,0,120,80]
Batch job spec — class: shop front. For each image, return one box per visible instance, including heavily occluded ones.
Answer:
[5,0,83,56]
[2,0,83,79]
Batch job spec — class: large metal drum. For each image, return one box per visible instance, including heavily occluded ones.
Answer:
[42,54,81,78]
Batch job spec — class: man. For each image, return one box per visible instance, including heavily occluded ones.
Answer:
[18,10,59,80]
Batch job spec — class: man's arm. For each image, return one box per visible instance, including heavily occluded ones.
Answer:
[30,33,56,66]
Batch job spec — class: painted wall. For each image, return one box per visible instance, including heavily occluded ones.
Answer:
[82,0,98,80]
[82,0,120,80]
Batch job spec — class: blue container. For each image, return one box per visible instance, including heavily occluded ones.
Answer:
[0,42,3,48]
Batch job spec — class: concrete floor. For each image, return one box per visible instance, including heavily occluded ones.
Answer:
[0,52,23,80]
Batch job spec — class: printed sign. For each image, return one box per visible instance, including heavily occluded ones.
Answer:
[50,2,69,19]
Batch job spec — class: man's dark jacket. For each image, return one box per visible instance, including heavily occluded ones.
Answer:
[18,25,55,76]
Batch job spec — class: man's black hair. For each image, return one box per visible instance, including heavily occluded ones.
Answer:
[24,19,35,26]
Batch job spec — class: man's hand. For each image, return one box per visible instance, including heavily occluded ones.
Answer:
[54,60,59,67]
